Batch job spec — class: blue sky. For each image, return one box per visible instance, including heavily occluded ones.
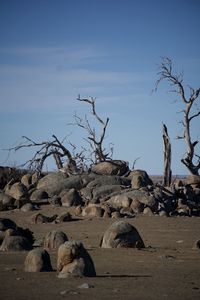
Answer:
[0,0,200,174]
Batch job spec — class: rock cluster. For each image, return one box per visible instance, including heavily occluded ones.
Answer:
[0,165,199,218]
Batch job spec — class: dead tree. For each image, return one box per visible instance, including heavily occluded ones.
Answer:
[5,135,78,174]
[155,57,200,175]
[162,123,172,186]
[72,96,113,163]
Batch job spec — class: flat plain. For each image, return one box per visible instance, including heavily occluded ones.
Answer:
[0,205,200,300]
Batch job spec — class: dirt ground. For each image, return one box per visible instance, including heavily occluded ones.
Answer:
[0,206,200,300]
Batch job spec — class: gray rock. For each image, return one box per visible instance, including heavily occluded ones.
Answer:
[60,188,82,207]
[37,173,95,196]
[100,220,145,249]
[0,236,32,251]
[129,170,153,189]
[24,248,53,272]
[57,240,96,278]
[44,230,68,250]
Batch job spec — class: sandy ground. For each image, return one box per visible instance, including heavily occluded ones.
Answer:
[0,206,200,300]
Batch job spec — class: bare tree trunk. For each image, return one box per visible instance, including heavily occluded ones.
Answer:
[162,123,172,186]
[53,152,63,169]
[155,57,200,175]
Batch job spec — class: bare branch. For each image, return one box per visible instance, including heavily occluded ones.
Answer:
[75,95,112,163]
[155,57,200,175]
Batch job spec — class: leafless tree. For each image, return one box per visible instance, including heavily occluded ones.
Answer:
[72,95,113,163]
[155,57,200,175]
[5,96,113,173]
[5,135,79,174]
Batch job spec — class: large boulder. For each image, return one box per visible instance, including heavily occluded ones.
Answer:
[107,194,132,209]
[123,190,157,209]
[0,235,32,251]
[21,173,33,189]
[100,221,145,249]
[186,175,200,188]
[57,240,96,278]
[37,173,95,197]
[0,192,15,210]
[129,170,153,189]
[5,182,28,200]
[60,188,83,207]
[91,160,129,176]
[82,204,104,217]
[24,248,53,272]
[44,230,68,250]
[86,175,131,188]
[92,185,123,203]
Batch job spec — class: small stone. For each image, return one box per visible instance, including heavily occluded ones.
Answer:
[60,290,67,295]
[78,283,94,289]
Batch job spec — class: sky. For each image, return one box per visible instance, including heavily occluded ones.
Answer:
[0,0,200,175]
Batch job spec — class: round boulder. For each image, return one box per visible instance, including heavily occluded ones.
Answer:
[44,230,68,250]
[100,220,145,249]
[24,248,53,272]
[0,236,32,251]
[91,160,129,176]
[57,240,96,278]
[129,170,153,189]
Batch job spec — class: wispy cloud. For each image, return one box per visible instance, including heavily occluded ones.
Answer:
[0,46,153,113]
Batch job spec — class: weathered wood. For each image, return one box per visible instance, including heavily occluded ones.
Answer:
[162,123,172,187]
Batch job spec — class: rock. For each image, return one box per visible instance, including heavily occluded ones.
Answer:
[57,240,96,278]
[21,173,33,189]
[31,213,57,224]
[24,248,53,272]
[0,218,17,231]
[60,189,82,207]
[129,170,153,189]
[44,230,68,250]
[56,212,72,223]
[92,185,123,203]
[100,220,145,249]
[186,175,200,188]
[124,190,157,209]
[143,207,154,216]
[82,204,104,217]
[130,199,144,214]
[91,160,129,176]
[120,207,135,218]
[86,175,131,188]
[5,182,28,200]
[111,211,122,219]
[20,203,36,212]
[14,197,30,209]
[48,195,62,207]
[0,192,15,210]
[108,194,132,209]
[0,236,32,251]
[78,283,94,289]
[74,205,82,216]
[159,210,168,217]
[29,189,49,203]
[37,173,90,197]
